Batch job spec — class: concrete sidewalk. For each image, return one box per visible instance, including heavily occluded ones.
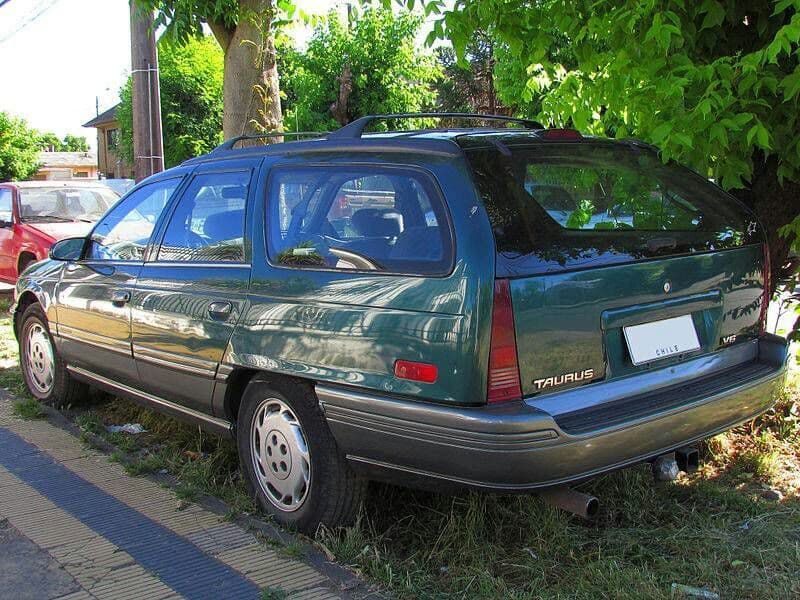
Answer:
[0,393,354,600]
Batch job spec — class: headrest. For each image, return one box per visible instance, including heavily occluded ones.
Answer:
[203,209,244,241]
[351,208,402,238]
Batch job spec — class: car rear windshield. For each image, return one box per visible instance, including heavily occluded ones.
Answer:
[462,140,761,275]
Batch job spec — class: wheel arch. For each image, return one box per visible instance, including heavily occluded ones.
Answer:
[222,367,316,425]
[13,290,41,339]
[17,251,37,275]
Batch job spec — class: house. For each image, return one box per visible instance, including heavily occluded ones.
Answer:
[82,104,134,179]
[33,151,98,180]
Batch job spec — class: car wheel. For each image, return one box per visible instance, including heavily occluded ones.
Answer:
[237,375,365,533]
[19,303,88,407]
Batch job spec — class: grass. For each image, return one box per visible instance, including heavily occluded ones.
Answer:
[0,300,798,598]
[260,587,288,600]
[12,397,44,420]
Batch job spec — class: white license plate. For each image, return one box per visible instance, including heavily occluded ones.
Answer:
[623,315,700,366]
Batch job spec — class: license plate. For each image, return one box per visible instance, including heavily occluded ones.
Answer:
[623,315,700,366]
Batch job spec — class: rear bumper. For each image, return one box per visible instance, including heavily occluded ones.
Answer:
[318,335,789,491]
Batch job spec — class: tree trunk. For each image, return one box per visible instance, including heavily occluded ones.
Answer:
[219,0,282,141]
[730,152,800,290]
[330,64,353,126]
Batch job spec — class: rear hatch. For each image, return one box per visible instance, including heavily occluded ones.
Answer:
[461,134,767,398]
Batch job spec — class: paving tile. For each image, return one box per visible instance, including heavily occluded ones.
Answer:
[185,522,256,555]
[217,543,326,591]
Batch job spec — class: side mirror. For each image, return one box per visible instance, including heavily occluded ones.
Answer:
[50,237,86,261]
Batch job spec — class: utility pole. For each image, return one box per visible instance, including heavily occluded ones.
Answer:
[130,2,164,182]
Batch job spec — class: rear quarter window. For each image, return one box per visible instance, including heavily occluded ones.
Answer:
[266,166,453,275]
[463,140,760,275]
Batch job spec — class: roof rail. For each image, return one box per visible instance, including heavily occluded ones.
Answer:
[327,113,544,139]
[213,131,327,152]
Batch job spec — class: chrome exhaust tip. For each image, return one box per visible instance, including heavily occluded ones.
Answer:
[539,486,599,520]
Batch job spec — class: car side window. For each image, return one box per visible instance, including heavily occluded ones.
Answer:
[0,189,12,222]
[158,171,249,263]
[87,178,179,261]
[268,167,452,275]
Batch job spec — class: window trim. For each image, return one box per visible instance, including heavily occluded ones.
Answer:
[149,167,254,266]
[81,175,186,263]
[263,162,456,278]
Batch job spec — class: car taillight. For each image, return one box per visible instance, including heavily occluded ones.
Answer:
[487,279,522,403]
[759,243,771,335]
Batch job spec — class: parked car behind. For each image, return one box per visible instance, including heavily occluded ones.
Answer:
[12,114,788,533]
[0,180,118,283]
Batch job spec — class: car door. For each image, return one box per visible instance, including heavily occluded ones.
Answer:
[55,177,182,385]
[130,165,254,413]
[0,187,15,280]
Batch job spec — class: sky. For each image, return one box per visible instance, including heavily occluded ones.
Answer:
[0,0,431,151]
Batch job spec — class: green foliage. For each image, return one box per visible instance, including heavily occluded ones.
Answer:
[435,33,504,113]
[0,112,40,182]
[280,7,440,131]
[38,132,89,152]
[118,35,224,167]
[62,134,89,152]
[413,0,800,264]
[134,0,241,44]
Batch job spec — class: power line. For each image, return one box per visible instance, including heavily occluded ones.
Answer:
[0,0,60,45]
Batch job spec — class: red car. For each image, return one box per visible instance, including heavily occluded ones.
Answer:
[0,181,118,283]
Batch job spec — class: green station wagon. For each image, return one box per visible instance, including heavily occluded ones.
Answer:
[13,114,788,532]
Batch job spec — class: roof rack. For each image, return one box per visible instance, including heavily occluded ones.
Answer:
[213,130,327,152]
[326,112,544,139]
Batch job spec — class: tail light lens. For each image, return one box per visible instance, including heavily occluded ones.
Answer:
[759,242,771,335]
[487,279,522,403]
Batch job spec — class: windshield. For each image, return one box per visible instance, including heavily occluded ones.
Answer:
[18,186,117,222]
[462,140,761,275]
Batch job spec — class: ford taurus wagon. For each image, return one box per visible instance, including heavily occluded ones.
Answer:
[12,114,788,532]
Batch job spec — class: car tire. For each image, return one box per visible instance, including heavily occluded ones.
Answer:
[237,375,365,533]
[18,302,88,407]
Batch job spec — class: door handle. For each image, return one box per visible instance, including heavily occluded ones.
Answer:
[208,301,233,321]
[111,290,131,306]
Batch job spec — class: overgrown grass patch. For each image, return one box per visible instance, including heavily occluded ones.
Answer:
[12,398,44,420]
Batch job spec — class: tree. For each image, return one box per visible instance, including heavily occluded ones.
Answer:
[37,132,62,152]
[416,0,800,282]
[280,7,440,131]
[135,0,288,140]
[118,35,224,168]
[0,112,40,181]
[435,32,506,114]
[38,132,89,152]
[62,134,89,152]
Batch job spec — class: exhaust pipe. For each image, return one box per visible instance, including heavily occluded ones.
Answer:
[539,486,599,520]
[676,446,700,473]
